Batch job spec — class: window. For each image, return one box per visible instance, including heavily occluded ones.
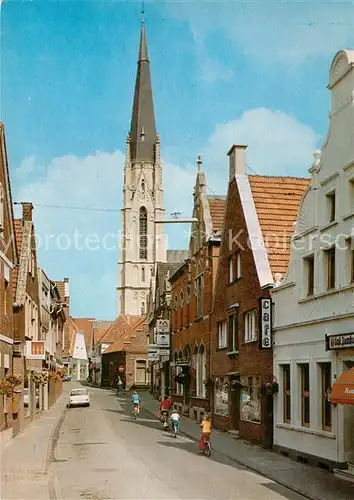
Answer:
[195,274,204,318]
[325,247,335,290]
[139,206,148,259]
[196,345,206,398]
[228,256,233,283]
[320,363,332,431]
[214,377,229,416]
[141,267,145,282]
[228,253,241,283]
[244,310,257,342]
[240,376,261,423]
[282,365,291,424]
[326,191,336,222]
[304,254,314,296]
[228,312,238,352]
[141,179,145,193]
[218,321,227,349]
[300,364,310,427]
[141,302,145,315]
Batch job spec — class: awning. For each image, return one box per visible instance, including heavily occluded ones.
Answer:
[329,368,354,405]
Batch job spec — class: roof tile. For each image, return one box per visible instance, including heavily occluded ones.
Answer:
[208,196,226,233]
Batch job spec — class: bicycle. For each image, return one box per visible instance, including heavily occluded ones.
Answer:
[202,437,211,457]
[171,421,179,438]
[132,404,140,420]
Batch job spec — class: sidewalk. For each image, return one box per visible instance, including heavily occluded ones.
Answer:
[141,391,354,500]
[0,383,72,500]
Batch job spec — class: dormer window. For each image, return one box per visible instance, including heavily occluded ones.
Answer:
[326,191,336,222]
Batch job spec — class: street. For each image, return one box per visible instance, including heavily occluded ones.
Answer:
[52,386,305,500]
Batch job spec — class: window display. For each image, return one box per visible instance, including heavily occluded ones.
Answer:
[240,375,261,423]
[214,377,229,416]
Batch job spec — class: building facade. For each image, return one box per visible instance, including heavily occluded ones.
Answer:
[0,123,18,440]
[117,17,166,316]
[272,50,354,473]
[170,159,226,420]
[210,145,308,448]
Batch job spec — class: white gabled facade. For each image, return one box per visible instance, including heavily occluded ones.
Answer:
[272,50,354,469]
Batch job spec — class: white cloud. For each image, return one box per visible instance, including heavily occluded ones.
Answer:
[13,107,318,318]
[164,0,354,64]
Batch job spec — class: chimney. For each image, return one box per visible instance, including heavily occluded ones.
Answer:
[227,145,247,179]
[64,278,69,297]
[21,202,34,222]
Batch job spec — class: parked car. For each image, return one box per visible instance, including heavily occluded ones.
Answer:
[23,388,40,407]
[68,388,90,408]
[62,375,71,382]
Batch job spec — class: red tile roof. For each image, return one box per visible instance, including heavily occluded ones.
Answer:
[208,196,226,232]
[248,175,310,276]
[12,220,22,299]
[103,316,147,354]
[99,315,141,344]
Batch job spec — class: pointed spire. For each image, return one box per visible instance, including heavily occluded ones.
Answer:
[129,9,157,163]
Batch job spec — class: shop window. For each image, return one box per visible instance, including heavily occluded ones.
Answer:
[326,191,336,223]
[214,377,229,417]
[240,376,261,423]
[320,362,332,431]
[325,247,335,290]
[228,312,238,352]
[217,321,227,349]
[244,310,257,342]
[281,364,291,423]
[299,363,310,427]
[304,254,314,296]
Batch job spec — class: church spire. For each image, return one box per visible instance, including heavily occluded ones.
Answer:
[130,10,157,163]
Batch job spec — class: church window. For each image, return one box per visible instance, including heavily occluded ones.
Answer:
[141,301,145,315]
[139,206,148,259]
[141,179,145,193]
[142,266,145,282]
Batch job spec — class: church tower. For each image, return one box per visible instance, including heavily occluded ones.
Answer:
[117,14,166,316]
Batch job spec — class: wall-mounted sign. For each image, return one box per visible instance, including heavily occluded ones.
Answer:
[157,334,170,347]
[259,298,272,349]
[176,360,189,366]
[159,349,170,357]
[148,349,159,362]
[325,333,354,350]
[156,319,169,334]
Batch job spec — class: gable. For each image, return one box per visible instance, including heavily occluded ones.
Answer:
[71,331,88,360]
[0,123,18,266]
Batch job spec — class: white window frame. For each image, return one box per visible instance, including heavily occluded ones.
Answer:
[218,321,227,349]
[228,256,233,283]
[244,310,257,343]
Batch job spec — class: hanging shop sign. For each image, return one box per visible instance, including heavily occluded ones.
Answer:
[259,298,272,349]
[157,334,170,348]
[155,319,170,334]
[148,350,159,362]
[325,333,354,350]
[158,349,170,357]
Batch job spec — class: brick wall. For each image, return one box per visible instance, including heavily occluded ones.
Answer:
[211,177,273,447]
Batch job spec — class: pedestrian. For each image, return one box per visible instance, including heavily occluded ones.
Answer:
[117,377,124,395]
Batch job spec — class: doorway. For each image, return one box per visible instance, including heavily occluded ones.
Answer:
[136,360,147,385]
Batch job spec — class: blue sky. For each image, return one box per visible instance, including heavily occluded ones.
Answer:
[1,0,353,319]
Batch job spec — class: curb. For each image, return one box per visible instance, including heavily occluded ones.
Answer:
[45,402,67,473]
[143,405,316,500]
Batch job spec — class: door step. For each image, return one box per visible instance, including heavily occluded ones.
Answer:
[334,468,354,483]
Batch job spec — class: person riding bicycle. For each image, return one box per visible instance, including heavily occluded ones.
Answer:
[132,391,141,414]
[199,413,212,450]
[160,396,170,428]
[170,409,180,434]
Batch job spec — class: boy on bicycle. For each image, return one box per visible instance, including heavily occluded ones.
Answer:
[170,409,180,434]
[199,413,212,449]
[132,391,140,414]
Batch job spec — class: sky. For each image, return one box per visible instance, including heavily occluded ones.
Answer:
[1,0,353,319]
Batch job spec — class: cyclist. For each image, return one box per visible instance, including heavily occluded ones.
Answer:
[170,409,180,435]
[132,391,141,415]
[160,396,170,428]
[199,413,212,450]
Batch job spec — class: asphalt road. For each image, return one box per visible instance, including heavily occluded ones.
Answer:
[52,386,306,500]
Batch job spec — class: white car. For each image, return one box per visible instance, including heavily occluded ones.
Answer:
[68,388,90,408]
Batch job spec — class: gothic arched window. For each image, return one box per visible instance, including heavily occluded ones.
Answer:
[141,266,145,282]
[141,301,145,315]
[139,206,147,259]
[141,179,145,193]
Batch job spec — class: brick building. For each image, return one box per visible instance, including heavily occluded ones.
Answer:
[0,123,19,440]
[170,157,226,420]
[210,144,309,448]
[12,202,42,432]
[102,316,149,390]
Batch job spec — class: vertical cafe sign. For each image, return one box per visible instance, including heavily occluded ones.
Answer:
[259,298,272,349]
